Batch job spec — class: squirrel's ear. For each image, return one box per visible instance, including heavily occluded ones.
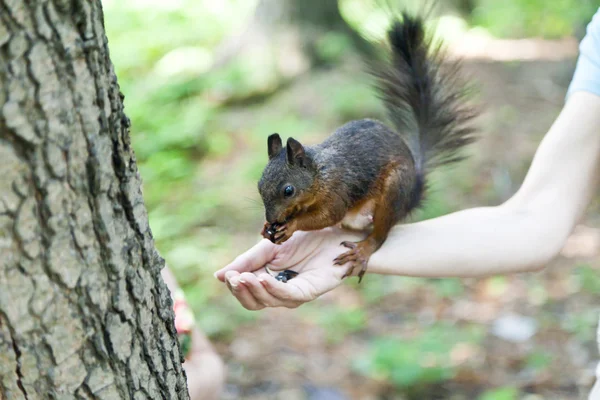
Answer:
[286,137,306,167]
[267,133,282,159]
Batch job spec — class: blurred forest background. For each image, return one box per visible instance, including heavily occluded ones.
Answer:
[101,0,599,399]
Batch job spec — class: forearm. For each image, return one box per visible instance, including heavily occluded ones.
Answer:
[368,205,565,277]
[369,91,600,278]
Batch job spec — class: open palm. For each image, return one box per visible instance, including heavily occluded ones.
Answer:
[214,227,364,309]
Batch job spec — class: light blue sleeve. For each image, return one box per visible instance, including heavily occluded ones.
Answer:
[567,8,600,99]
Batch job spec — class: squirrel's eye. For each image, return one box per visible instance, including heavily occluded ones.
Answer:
[283,185,295,197]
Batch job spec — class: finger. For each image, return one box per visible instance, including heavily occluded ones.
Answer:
[239,272,297,308]
[224,270,240,291]
[225,272,264,311]
[215,239,276,281]
[257,272,311,304]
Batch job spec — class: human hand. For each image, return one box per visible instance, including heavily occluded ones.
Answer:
[214,227,364,310]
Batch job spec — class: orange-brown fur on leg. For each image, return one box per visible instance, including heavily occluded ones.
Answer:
[334,161,411,281]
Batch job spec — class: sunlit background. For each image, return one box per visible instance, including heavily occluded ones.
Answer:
[101,1,599,398]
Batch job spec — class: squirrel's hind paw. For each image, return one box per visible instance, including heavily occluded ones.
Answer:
[334,241,372,283]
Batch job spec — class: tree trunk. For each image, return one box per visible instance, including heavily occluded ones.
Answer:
[0,1,189,399]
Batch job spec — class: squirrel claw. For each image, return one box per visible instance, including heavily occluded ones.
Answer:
[334,241,371,283]
[273,226,292,244]
[272,220,297,244]
[273,233,287,244]
[276,224,287,232]
[262,222,291,243]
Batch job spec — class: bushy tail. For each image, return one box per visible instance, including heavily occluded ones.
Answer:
[369,12,477,210]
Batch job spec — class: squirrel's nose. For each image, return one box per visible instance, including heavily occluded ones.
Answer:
[265,211,277,224]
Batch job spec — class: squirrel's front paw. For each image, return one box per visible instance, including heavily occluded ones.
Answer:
[261,221,296,244]
[261,222,276,241]
[272,221,297,244]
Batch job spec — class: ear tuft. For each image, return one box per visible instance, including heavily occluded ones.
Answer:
[286,137,306,167]
[267,133,282,159]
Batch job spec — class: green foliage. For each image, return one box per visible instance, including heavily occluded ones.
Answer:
[102,0,261,237]
[195,299,260,339]
[326,81,383,122]
[316,306,368,344]
[353,274,435,305]
[339,0,392,42]
[314,32,354,64]
[524,351,552,372]
[412,186,455,221]
[353,323,485,389]
[412,165,475,221]
[340,0,596,41]
[478,387,519,400]
[561,308,599,342]
[471,0,598,39]
[430,278,465,300]
[575,264,600,295]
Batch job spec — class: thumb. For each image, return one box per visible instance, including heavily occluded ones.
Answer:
[214,239,277,281]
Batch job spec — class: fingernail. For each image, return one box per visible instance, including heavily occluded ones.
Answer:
[213,272,218,279]
[239,278,246,284]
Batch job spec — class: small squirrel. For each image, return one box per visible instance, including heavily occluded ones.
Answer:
[258,12,477,282]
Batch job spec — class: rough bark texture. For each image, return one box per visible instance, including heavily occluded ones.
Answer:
[0,1,189,399]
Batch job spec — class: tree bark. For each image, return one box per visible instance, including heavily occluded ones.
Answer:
[0,1,189,399]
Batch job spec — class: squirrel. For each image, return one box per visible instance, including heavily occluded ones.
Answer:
[257,12,477,282]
